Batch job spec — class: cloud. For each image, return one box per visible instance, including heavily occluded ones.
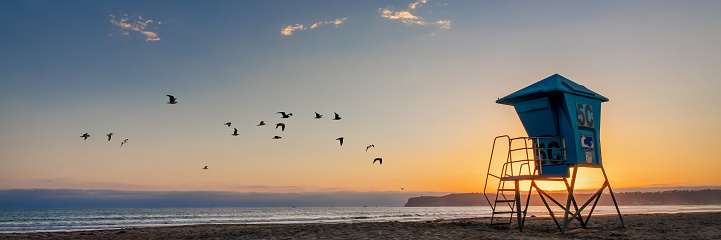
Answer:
[310,18,347,29]
[379,0,450,30]
[109,13,162,41]
[281,24,305,36]
[435,20,451,29]
[409,0,427,9]
[281,18,347,36]
[380,9,420,20]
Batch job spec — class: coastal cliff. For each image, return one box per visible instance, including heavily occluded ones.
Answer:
[404,190,721,207]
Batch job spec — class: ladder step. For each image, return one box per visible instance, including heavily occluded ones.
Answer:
[495,199,515,203]
[497,188,516,191]
[493,211,516,214]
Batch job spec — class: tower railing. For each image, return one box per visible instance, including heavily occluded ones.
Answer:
[484,136,567,195]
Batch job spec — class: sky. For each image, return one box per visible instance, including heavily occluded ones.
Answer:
[1,0,721,199]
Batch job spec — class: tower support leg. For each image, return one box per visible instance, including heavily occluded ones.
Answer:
[514,179,523,231]
[561,166,579,234]
[602,167,625,228]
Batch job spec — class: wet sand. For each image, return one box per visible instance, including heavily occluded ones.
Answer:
[2,211,720,239]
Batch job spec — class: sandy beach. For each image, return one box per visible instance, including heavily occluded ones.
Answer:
[2,211,720,239]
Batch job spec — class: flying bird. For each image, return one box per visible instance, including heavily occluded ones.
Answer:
[166,95,178,104]
[257,121,266,126]
[314,112,323,119]
[373,158,382,164]
[277,112,293,118]
[273,136,282,139]
[333,112,341,120]
[106,133,113,141]
[232,128,239,136]
[276,123,286,131]
[400,187,405,191]
[225,122,232,127]
[366,144,374,152]
[120,139,128,147]
[80,133,90,140]
[203,166,208,170]
[336,137,344,146]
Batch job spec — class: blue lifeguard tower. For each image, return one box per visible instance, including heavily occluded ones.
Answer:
[483,74,624,233]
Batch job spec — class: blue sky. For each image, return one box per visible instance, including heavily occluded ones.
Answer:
[1,0,721,195]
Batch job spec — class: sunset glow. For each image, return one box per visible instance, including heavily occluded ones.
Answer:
[1,0,720,197]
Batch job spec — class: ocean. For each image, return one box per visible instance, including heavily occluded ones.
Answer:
[1,205,720,233]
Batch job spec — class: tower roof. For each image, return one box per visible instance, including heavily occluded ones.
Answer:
[496,74,609,105]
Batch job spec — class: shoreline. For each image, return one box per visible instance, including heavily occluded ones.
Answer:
[2,211,721,239]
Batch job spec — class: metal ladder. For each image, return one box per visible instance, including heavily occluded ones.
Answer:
[489,177,518,225]
[483,136,539,226]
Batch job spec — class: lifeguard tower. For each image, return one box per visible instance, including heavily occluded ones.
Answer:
[483,74,624,233]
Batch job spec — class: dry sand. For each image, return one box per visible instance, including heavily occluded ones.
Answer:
[2,211,720,239]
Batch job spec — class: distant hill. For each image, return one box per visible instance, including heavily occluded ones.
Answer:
[404,189,721,207]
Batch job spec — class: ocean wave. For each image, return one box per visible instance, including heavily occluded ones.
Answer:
[2,205,719,233]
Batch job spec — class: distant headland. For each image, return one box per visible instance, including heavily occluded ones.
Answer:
[404,189,721,207]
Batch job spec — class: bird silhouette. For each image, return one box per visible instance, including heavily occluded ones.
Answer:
[333,112,341,120]
[225,122,232,127]
[80,133,90,140]
[277,112,293,118]
[366,145,374,152]
[203,166,208,170]
[273,136,282,139]
[314,112,323,119]
[106,133,113,141]
[336,137,344,146]
[166,95,178,104]
[232,128,239,136]
[373,158,382,164]
[276,123,286,131]
[120,139,128,147]
[257,121,266,126]
[400,187,405,191]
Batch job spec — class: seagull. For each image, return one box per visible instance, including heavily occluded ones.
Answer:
[333,112,341,120]
[366,144,374,152]
[106,133,113,141]
[273,136,282,139]
[225,122,232,127]
[277,112,293,118]
[257,121,266,126]
[166,95,178,104]
[120,139,128,147]
[314,112,323,119]
[80,133,90,140]
[336,137,344,146]
[400,187,405,191]
[373,158,382,164]
[232,128,239,136]
[203,166,208,170]
[276,123,286,131]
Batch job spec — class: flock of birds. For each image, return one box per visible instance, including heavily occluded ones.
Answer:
[79,132,128,147]
[80,95,385,171]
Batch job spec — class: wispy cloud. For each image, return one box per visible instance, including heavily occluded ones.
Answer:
[380,9,421,21]
[379,0,450,31]
[310,18,347,29]
[435,20,451,29]
[109,13,163,41]
[409,0,427,9]
[281,24,305,36]
[281,18,347,36]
